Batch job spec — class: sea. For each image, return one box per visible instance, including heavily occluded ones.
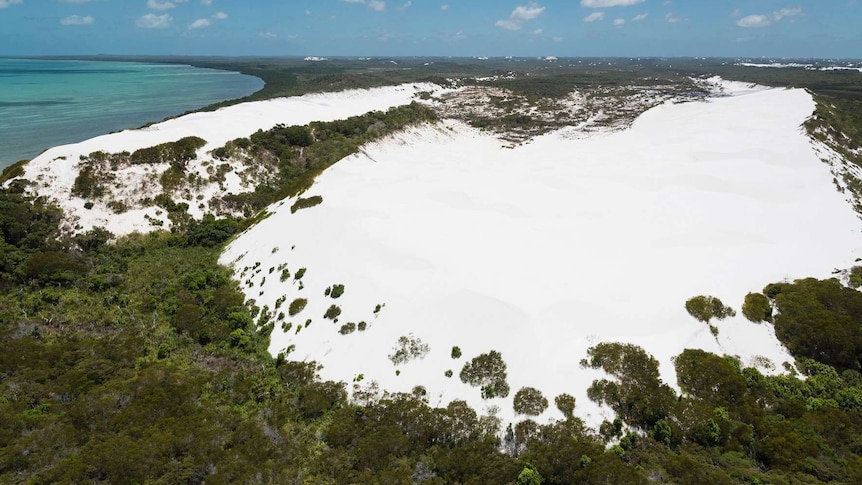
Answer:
[0,58,263,170]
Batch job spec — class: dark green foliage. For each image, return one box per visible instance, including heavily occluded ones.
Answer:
[294,267,306,280]
[0,159,27,184]
[451,345,462,359]
[290,195,323,213]
[514,387,549,416]
[768,278,862,370]
[585,343,676,430]
[183,214,240,247]
[339,322,356,335]
[129,136,207,167]
[554,394,576,419]
[329,283,345,298]
[742,292,772,323]
[323,304,341,320]
[459,350,510,399]
[684,295,736,324]
[288,298,307,316]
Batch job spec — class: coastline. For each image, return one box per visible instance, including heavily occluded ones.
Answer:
[0,57,264,169]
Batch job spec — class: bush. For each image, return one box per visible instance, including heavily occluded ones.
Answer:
[685,295,736,324]
[290,195,323,213]
[329,283,345,298]
[451,346,462,359]
[288,298,307,316]
[742,292,772,323]
[388,334,430,365]
[513,387,549,416]
[459,350,510,399]
[338,322,356,335]
[323,304,341,320]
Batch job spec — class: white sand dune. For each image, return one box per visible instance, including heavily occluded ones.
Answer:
[13,83,444,235]
[221,82,862,430]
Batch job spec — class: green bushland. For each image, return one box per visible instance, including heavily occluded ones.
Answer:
[0,159,27,185]
[210,102,436,216]
[329,283,345,299]
[129,136,207,167]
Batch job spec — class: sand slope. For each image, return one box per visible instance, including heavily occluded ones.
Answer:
[221,82,862,429]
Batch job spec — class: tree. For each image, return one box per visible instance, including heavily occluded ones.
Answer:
[460,351,510,399]
[516,463,543,485]
[741,292,772,323]
[685,295,736,324]
[513,387,549,416]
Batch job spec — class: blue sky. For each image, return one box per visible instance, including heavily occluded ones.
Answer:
[0,1,859,58]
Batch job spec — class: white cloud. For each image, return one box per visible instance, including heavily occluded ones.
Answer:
[495,2,545,30]
[60,14,94,25]
[440,4,448,10]
[511,2,545,21]
[613,18,625,26]
[736,7,802,28]
[736,14,770,28]
[665,12,680,23]
[532,28,543,35]
[583,11,604,22]
[0,0,22,8]
[60,0,96,3]
[397,1,411,10]
[147,0,175,11]
[200,0,212,5]
[632,13,647,21]
[581,0,645,8]
[213,11,227,19]
[342,0,386,12]
[774,7,802,21]
[188,18,210,29]
[258,31,277,39]
[495,19,520,30]
[136,13,172,28]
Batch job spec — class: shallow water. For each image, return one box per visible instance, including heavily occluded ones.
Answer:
[0,58,262,169]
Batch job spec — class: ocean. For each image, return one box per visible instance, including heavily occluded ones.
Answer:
[0,58,263,170]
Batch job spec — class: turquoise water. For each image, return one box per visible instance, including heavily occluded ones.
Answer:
[0,58,263,169]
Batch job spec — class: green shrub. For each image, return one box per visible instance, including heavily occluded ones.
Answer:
[388,334,430,365]
[685,295,735,324]
[513,387,549,416]
[742,292,772,323]
[288,298,307,316]
[451,346,462,359]
[339,322,356,335]
[0,159,27,184]
[329,283,345,298]
[290,195,323,213]
[323,304,341,320]
[294,267,306,280]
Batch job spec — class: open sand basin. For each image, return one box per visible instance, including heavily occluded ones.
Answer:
[223,82,862,430]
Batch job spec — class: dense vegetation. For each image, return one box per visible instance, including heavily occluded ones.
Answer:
[211,102,436,217]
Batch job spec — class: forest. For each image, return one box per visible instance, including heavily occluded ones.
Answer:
[2,59,862,483]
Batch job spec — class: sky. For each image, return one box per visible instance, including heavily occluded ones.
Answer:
[0,0,859,58]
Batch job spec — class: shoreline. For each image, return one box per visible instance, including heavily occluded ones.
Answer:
[0,58,264,169]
